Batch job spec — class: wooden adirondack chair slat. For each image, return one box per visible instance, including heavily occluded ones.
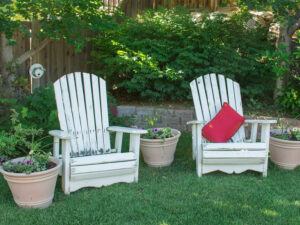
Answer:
[83,73,98,155]
[210,73,221,113]
[196,76,210,121]
[99,78,111,152]
[91,74,105,154]
[67,73,85,155]
[75,72,91,155]
[204,74,216,118]
[60,75,78,156]
[218,75,228,104]
[190,80,204,121]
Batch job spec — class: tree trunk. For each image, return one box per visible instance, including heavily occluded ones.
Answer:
[0,34,15,93]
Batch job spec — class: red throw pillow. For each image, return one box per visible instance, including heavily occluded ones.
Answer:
[202,102,245,143]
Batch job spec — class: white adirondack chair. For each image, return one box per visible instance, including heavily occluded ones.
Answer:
[188,74,276,177]
[49,72,147,194]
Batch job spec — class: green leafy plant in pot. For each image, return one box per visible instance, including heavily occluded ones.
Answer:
[140,112,181,167]
[0,110,61,208]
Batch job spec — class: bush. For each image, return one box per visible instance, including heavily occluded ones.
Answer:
[90,6,276,102]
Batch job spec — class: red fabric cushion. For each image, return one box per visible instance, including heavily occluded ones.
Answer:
[202,102,245,143]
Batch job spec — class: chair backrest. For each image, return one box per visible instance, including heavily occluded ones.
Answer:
[190,73,245,142]
[53,72,111,157]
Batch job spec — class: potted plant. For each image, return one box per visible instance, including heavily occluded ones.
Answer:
[269,120,300,170]
[140,114,181,167]
[0,110,61,208]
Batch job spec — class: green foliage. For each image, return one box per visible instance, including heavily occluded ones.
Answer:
[0,110,47,160]
[17,86,59,132]
[90,7,275,102]
[1,0,121,50]
[266,44,300,116]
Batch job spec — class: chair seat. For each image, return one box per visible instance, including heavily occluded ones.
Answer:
[203,142,267,151]
[70,152,136,166]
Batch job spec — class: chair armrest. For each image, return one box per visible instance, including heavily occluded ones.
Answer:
[245,119,277,124]
[187,120,204,125]
[49,130,74,140]
[107,126,148,135]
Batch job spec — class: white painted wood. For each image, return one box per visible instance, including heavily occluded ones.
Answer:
[69,173,136,192]
[204,74,216,118]
[196,124,202,177]
[192,124,196,160]
[75,72,91,156]
[53,137,60,158]
[187,120,204,125]
[218,75,228,104]
[99,78,111,153]
[71,152,136,166]
[202,164,264,175]
[203,158,265,164]
[250,123,258,143]
[210,73,221,112]
[203,150,267,159]
[67,73,84,156]
[60,75,78,156]
[245,119,277,124]
[83,73,97,155]
[190,80,203,121]
[49,130,73,139]
[62,139,71,194]
[189,74,275,177]
[129,134,141,181]
[53,80,68,133]
[107,126,148,134]
[70,168,136,181]
[196,76,210,121]
[51,72,144,194]
[261,123,271,177]
[91,74,105,155]
[226,78,236,110]
[115,132,123,153]
[203,143,266,151]
[71,161,136,175]
[233,81,245,141]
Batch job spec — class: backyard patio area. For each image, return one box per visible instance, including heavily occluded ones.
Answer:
[0,133,299,225]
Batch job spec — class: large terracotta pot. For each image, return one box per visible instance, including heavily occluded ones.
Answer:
[269,129,300,170]
[140,129,181,167]
[0,157,62,208]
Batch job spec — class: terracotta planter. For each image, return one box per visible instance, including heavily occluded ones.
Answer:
[269,129,300,170]
[140,129,181,167]
[0,157,62,208]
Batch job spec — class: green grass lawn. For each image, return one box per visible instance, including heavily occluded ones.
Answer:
[0,132,299,225]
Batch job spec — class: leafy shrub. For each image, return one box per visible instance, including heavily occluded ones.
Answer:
[90,6,275,102]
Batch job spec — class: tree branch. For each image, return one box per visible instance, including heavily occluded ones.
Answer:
[16,38,51,65]
[288,18,300,36]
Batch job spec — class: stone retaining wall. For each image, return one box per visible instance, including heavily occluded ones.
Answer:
[116,105,300,136]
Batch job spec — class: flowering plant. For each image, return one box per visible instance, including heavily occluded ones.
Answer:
[0,110,52,174]
[270,127,300,141]
[2,150,52,174]
[142,127,173,139]
[141,112,173,139]
[270,117,300,141]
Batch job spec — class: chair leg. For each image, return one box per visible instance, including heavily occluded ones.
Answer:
[196,124,202,177]
[61,140,71,195]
